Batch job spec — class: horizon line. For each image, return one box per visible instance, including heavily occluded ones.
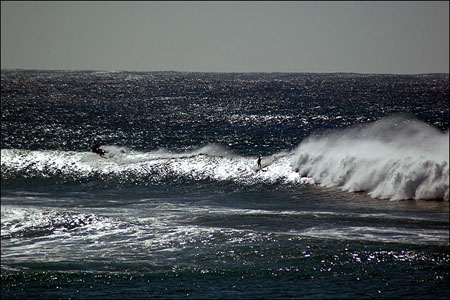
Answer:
[1,68,449,76]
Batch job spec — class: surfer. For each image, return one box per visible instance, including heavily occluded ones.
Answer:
[257,156,262,169]
[91,143,107,157]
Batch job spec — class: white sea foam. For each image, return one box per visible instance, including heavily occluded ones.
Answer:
[2,115,448,201]
[1,144,307,186]
[295,225,448,245]
[291,115,449,201]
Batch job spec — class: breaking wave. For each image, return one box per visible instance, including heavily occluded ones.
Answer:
[2,115,448,201]
[291,115,449,201]
[0,144,308,188]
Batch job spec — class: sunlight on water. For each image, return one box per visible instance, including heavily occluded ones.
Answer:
[2,71,448,299]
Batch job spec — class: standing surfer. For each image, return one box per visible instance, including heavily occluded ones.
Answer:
[257,156,262,169]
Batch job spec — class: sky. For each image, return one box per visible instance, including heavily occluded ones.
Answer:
[1,1,449,74]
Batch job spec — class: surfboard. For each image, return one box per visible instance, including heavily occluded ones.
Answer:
[253,164,269,173]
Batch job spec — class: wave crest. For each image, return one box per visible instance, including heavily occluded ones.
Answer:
[1,145,307,187]
[2,116,448,201]
[291,115,449,201]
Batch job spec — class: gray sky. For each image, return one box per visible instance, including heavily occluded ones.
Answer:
[1,1,449,74]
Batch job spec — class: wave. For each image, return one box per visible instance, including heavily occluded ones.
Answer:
[1,206,106,240]
[0,144,309,187]
[2,205,448,248]
[2,115,448,201]
[291,115,449,201]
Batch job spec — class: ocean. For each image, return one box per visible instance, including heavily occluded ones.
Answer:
[1,70,449,299]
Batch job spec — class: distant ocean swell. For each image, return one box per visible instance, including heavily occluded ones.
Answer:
[2,115,448,201]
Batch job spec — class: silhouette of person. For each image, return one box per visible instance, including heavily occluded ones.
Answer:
[91,143,107,157]
[257,156,262,169]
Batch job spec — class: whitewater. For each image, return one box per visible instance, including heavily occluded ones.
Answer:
[292,115,449,201]
[2,70,448,299]
[2,115,448,201]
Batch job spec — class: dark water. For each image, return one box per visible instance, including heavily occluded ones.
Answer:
[1,70,449,299]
